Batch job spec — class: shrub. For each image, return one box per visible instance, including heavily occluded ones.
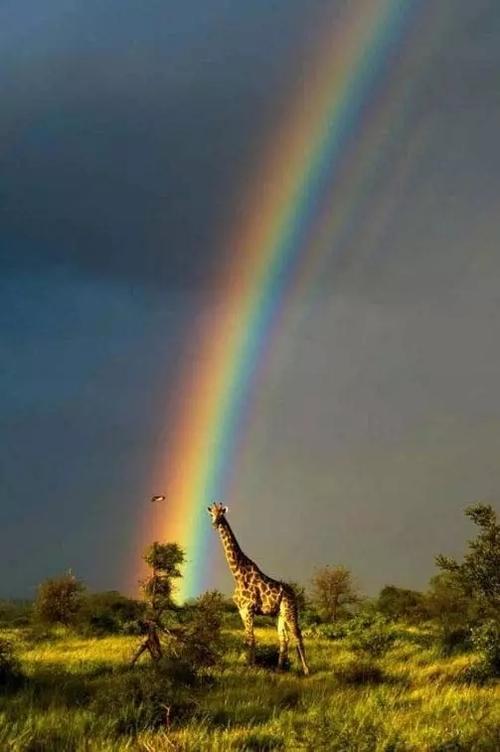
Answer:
[345,614,396,658]
[305,613,397,658]
[90,663,195,734]
[175,591,225,669]
[122,619,144,636]
[343,613,380,631]
[459,661,494,686]
[0,638,24,691]
[376,585,428,623]
[300,607,322,628]
[457,619,500,684]
[0,599,32,627]
[348,627,396,659]
[34,572,86,626]
[471,619,500,673]
[438,627,472,657]
[303,623,347,640]
[129,590,226,672]
[77,591,144,636]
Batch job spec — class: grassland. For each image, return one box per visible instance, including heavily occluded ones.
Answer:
[0,625,499,751]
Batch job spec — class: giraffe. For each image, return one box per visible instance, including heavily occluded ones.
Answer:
[207,501,309,675]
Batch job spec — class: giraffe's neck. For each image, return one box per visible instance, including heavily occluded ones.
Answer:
[216,518,250,578]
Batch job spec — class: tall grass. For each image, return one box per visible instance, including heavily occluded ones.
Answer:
[0,625,498,751]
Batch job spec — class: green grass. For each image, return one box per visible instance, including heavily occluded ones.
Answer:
[0,625,498,751]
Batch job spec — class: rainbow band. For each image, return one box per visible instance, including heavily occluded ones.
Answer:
[153,0,421,600]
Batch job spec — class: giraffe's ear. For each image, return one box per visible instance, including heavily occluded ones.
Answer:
[223,506,228,514]
[207,506,212,513]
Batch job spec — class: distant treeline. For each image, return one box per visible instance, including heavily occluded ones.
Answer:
[2,503,499,660]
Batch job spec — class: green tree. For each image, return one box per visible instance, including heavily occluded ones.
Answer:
[377,585,427,623]
[34,571,85,626]
[435,503,500,608]
[131,542,185,665]
[141,542,185,621]
[425,571,473,652]
[311,565,361,622]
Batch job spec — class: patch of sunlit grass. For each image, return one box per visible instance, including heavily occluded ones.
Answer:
[0,625,498,751]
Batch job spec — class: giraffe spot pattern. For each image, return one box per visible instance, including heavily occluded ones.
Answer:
[208,504,309,674]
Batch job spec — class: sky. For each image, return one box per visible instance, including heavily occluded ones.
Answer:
[1,0,500,599]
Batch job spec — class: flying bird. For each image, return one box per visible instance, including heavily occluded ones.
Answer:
[150,495,166,503]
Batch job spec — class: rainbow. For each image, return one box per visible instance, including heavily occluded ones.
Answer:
[144,0,426,600]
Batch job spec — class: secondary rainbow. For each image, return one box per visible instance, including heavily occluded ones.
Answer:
[147,0,421,600]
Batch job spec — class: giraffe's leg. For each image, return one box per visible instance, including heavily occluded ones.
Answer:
[239,607,256,665]
[283,598,309,676]
[290,620,309,676]
[277,609,289,671]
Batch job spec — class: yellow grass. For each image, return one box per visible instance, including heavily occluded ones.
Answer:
[0,625,498,751]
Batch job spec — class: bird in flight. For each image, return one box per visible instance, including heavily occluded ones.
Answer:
[150,495,166,503]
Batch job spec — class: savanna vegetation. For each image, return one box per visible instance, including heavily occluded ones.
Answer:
[0,503,498,751]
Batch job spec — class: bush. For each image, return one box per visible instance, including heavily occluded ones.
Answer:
[348,627,396,659]
[453,621,500,684]
[300,608,322,628]
[129,590,226,672]
[90,662,196,734]
[376,585,428,623]
[303,623,347,640]
[471,619,500,673]
[122,619,144,636]
[438,627,472,657]
[77,591,144,636]
[34,572,86,626]
[0,638,24,691]
[0,599,32,627]
[175,591,225,669]
[343,613,381,631]
[304,614,397,659]
[459,660,495,686]
[457,619,500,683]
[345,614,396,658]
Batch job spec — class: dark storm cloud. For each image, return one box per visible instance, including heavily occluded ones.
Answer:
[0,270,190,591]
[2,0,499,295]
[1,0,500,597]
[316,0,500,305]
[1,0,328,289]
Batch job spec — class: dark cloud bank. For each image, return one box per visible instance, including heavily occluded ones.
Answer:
[1,0,500,596]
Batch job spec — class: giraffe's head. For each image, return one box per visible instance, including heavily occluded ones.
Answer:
[207,501,228,527]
